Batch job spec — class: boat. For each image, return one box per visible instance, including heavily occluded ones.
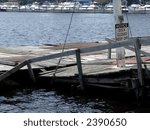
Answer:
[0,8,6,11]
[105,3,128,13]
[104,3,113,12]
[143,4,150,13]
[87,3,99,11]
[0,5,6,11]
[128,4,145,13]
[79,4,89,11]
[30,2,40,11]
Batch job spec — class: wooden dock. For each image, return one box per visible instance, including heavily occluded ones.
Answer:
[1,36,150,102]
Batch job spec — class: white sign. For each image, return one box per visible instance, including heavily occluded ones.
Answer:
[115,23,129,41]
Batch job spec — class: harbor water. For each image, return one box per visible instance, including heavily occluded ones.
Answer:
[0,12,150,112]
[1,12,150,47]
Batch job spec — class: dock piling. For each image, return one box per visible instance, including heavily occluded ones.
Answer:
[134,38,145,103]
[75,49,84,90]
[26,61,36,83]
[134,38,144,86]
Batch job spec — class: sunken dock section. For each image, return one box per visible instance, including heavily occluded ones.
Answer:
[1,36,150,102]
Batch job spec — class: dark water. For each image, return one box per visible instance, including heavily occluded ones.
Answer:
[0,89,140,113]
[0,12,150,112]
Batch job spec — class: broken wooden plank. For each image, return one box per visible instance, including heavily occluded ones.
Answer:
[0,61,27,82]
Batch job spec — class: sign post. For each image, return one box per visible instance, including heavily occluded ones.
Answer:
[113,0,128,67]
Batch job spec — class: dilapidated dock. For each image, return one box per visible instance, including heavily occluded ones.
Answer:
[1,36,150,102]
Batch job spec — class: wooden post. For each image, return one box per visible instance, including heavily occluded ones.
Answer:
[75,49,84,90]
[134,38,144,86]
[108,48,111,59]
[134,38,144,103]
[105,38,112,59]
[26,61,36,83]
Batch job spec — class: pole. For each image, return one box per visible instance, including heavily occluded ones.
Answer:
[113,0,126,67]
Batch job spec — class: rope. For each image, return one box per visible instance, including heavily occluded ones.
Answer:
[53,4,76,77]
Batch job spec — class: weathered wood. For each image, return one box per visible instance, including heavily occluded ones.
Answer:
[28,38,136,64]
[0,61,27,82]
[75,49,84,90]
[144,64,150,78]
[108,48,111,59]
[86,83,132,90]
[139,36,150,46]
[29,50,76,63]
[0,60,17,66]
[26,61,36,83]
[26,37,150,67]
[105,37,112,59]
[134,38,144,86]
[125,46,150,57]
[1,36,150,90]
[105,37,150,57]
[80,38,136,54]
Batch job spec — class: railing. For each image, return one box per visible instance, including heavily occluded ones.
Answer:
[1,36,150,90]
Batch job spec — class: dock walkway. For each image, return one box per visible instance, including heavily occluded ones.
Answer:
[1,37,150,100]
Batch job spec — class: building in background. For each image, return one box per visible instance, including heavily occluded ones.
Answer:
[76,0,91,5]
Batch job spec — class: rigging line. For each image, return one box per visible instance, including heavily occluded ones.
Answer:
[125,12,133,37]
[53,3,76,77]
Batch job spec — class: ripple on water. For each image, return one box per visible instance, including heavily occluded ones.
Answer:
[0,89,114,113]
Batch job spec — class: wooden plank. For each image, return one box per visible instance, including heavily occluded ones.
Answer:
[0,61,27,82]
[106,38,150,57]
[116,36,150,46]
[0,60,17,66]
[86,83,132,90]
[125,46,150,56]
[139,36,150,46]
[29,38,136,64]
[80,38,136,54]
[26,61,36,83]
[29,50,76,63]
[76,49,84,90]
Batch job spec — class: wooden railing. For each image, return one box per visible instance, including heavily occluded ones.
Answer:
[1,36,150,90]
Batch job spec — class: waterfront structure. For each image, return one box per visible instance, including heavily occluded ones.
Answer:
[1,1,150,13]
[128,3,150,13]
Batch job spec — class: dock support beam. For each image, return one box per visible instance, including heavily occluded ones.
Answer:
[26,61,36,83]
[134,38,144,103]
[135,38,144,86]
[108,48,111,59]
[75,49,84,90]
